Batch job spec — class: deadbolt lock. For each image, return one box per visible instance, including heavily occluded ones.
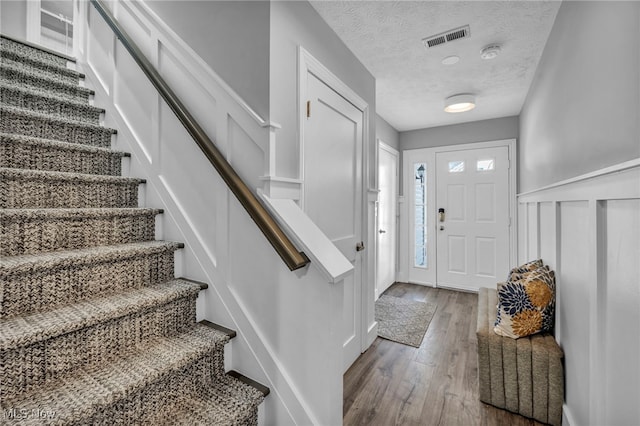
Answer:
[356,241,365,252]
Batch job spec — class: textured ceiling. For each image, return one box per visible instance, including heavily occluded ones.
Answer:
[309,1,561,131]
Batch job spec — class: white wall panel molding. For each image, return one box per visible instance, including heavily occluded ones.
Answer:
[518,158,640,202]
[77,2,329,424]
[259,176,303,200]
[518,160,640,426]
[125,1,279,130]
[116,0,284,183]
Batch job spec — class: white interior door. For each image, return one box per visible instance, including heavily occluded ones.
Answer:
[376,142,398,299]
[304,73,363,373]
[435,146,510,291]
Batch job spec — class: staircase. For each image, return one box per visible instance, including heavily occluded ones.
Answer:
[0,35,267,425]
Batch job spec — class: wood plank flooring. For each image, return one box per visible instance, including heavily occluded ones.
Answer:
[344,283,542,426]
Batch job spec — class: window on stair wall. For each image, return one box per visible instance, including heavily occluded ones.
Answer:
[26,0,75,56]
[40,0,74,55]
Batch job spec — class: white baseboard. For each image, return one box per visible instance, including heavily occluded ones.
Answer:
[366,320,378,348]
[563,404,576,426]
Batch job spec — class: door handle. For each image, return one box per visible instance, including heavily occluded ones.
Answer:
[438,208,445,222]
[356,241,365,251]
[378,229,386,234]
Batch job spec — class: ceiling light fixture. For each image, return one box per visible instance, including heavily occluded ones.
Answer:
[441,55,460,65]
[444,94,476,113]
[480,44,502,60]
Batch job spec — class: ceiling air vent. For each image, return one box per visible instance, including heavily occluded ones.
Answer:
[422,25,470,48]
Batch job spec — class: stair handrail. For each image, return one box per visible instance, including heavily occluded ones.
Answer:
[89,0,310,271]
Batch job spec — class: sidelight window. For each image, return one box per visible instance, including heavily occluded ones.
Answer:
[414,163,427,268]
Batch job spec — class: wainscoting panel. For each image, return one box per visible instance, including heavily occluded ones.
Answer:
[518,161,640,426]
[113,41,155,153]
[538,201,557,271]
[526,202,538,259]
[86,5,114,95]
[156,41,219,148]
[558,201,590,426]
[77,1,341,424]
[228,115,264,193]
[603,199,640,424]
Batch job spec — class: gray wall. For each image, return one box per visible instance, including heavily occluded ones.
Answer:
[376,115,399,151]
[1,0,28,40]
[400,116,519,151]
[145,0,270,121]
[519,1,640,193]
[269,0,376,183]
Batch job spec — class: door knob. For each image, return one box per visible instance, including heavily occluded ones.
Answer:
[378,229,386,234]
[356,241,365,251]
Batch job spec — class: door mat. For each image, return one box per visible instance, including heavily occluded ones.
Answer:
[375,295,437,348]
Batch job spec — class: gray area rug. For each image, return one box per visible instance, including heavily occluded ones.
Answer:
[375,295,437,347]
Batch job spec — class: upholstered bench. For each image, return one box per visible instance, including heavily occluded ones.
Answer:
[477,287,564,425]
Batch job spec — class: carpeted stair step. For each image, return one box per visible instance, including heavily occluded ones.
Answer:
[1,35,71,68]
[0,279,203,401]
[3,326,227,424]
[1,83,103,124]
[143,375,265,426]
[0,133,127,175]
[0,44,78,73]
[0,208,162,256]
[0,168,143,209]
[1,50,83,85]
[0,106,114,147]
[0,62,92,103]
[0,241,182,319]
[4,324,263,425]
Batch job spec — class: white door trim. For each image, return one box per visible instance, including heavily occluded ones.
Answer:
[379,140,400,159]
[297,46,373,356]
[400,139,517,287]
[26,0,42,45]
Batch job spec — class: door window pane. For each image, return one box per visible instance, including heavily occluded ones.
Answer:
[477,158,495,171]
[448,160,465,173]
[414,163,427,268]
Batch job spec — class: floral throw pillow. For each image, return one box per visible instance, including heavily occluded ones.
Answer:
[507,259,544,281]
[509,265,550,282]
[494,266,556,339]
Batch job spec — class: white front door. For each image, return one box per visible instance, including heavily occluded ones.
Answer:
[435,146,510,291]
[304,73,364,372]
[376,142,398,299]
[403,142,513,291]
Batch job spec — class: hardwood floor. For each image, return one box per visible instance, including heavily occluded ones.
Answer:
[344,283,542,426]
